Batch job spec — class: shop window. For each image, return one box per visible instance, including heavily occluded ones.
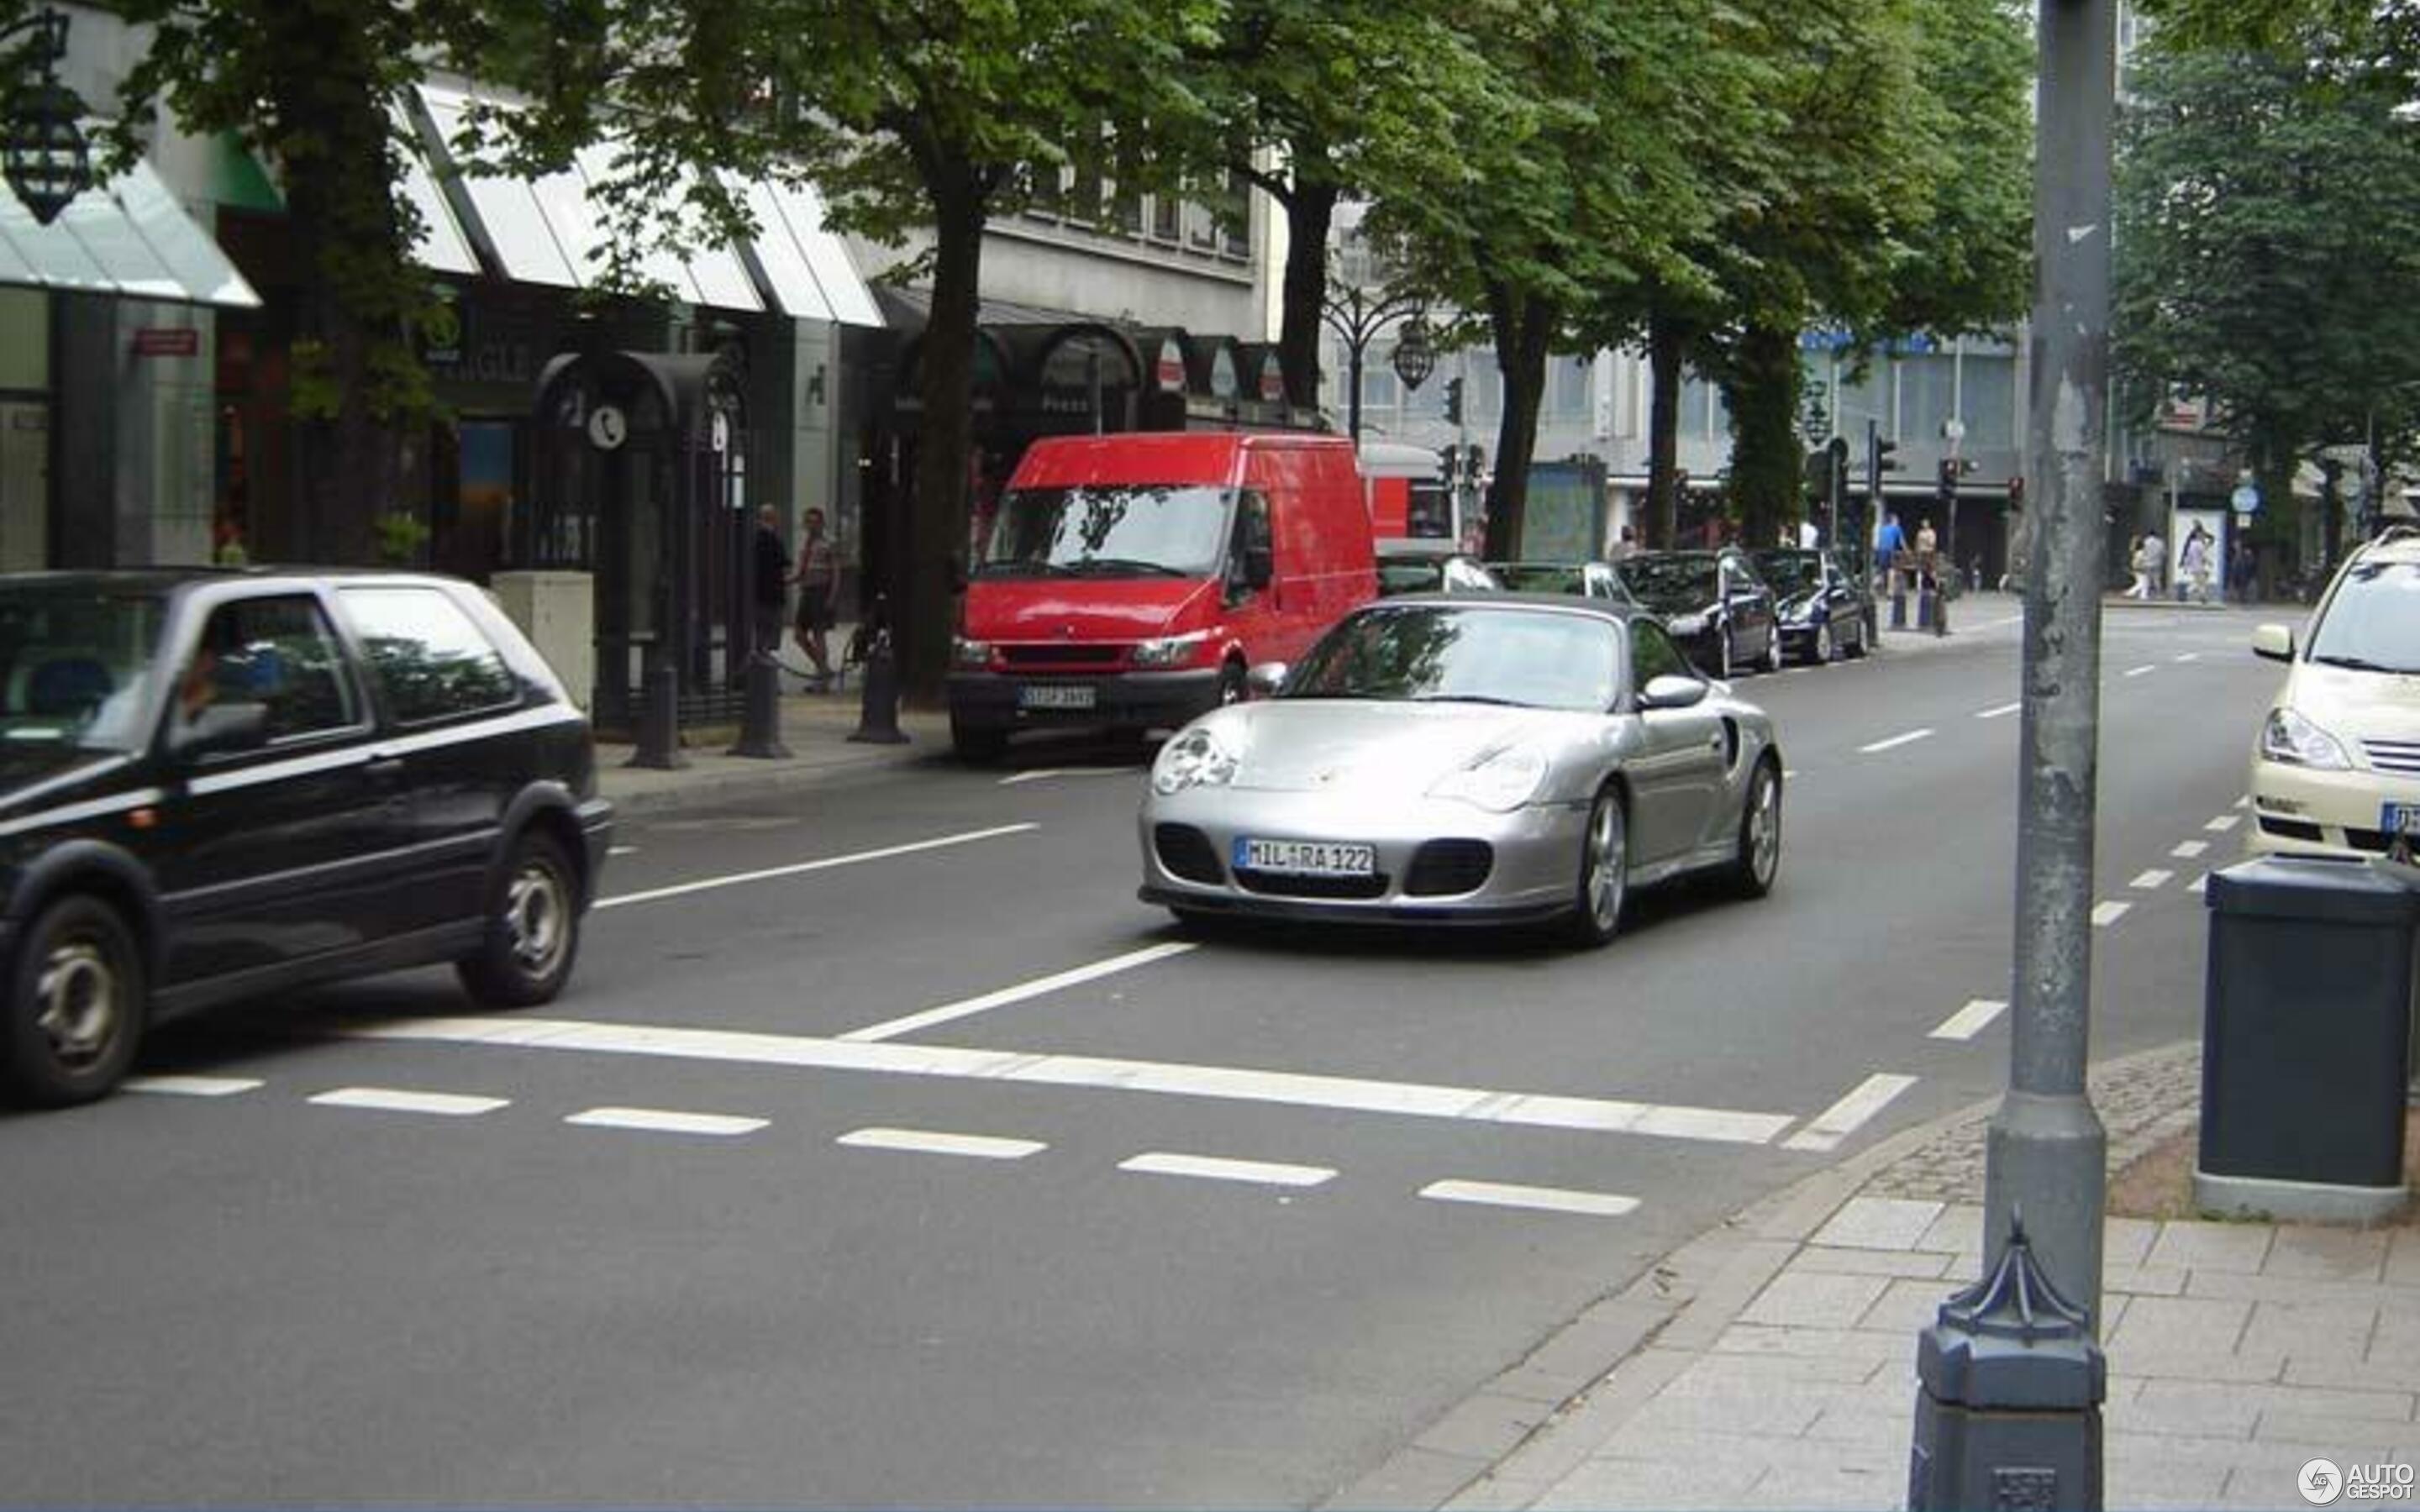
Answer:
[434,418,517,583]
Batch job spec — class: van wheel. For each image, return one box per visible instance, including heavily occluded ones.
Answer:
[458,831,581,1008]
[3,894,145,1106]
[1216,661,1247,706]
[951,718,1008,764]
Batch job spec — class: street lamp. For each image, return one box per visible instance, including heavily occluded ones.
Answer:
[0,8,91,227]
[1322,281,1427,441]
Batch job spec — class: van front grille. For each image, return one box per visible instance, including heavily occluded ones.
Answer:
[1002,644,1123,668]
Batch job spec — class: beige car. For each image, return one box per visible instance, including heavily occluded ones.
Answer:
[2248,528,2420,858]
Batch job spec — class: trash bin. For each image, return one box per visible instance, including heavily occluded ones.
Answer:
[2196,856,2420,1222]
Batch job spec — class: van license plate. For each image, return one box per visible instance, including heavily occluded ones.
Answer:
[2382,802,2420,836]
[1235,838,1376,877]
[1018,683,1097,711]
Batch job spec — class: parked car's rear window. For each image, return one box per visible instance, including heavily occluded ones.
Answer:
[340,587,521,723]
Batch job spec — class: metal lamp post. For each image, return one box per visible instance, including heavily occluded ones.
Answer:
[1,8,92,227]
[1322,284,1428,440]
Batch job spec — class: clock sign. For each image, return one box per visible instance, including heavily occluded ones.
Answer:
[587,403,629,451]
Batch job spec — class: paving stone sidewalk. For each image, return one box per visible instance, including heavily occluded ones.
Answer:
[1323,1042,2420,1512]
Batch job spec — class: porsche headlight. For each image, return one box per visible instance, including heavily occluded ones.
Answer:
[1133,630,1212,669]
[1428,745,1549,812]
[951,635,993,669]
[1151,725,1241,795]
[2260,706,2353,770]
[1667,613,1707,638]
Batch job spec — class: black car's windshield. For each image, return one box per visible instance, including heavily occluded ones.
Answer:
[1750,553,1819,594]
[1284,605,1621,711]
[1621,555,1720,609]
[1493,564,1585,596]
[976,485,1231,579]
[2309,559,2420,674]
[0,585,169,751]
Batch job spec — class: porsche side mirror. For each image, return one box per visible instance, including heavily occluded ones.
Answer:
[1638,675,1709,711]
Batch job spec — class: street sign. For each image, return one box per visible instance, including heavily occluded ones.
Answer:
[2230,482,2261,513]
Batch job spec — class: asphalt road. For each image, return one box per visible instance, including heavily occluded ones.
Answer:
[0,600,2287,1507]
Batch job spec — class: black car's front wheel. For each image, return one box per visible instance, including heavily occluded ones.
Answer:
[1566,788,1628,948]
[458,830,582,1008]
[1728,758,1783,898]
[1813,621,1836,664]
[1763,624,1784,673]
[3,894,145,1106]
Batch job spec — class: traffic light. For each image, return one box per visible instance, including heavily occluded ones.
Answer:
[1876,435,1900,474]
[1438,445,1460,483]
[1937,456,1960,507]
[1443,377,1465,426]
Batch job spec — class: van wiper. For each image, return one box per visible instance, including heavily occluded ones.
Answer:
[973,561,1072,579]
[1068,558,1191,577]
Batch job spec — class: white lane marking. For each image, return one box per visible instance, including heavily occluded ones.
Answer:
[1783,769,1798,780]
[308,1087,508,1116]
[1419,1179,1639,1218]
[2189,872,2210,895]
[608,845,639,857]
[840,942,1198,1042]
[1859,729,1935,754]
[2175,652,2201,663]
[838,1127,1045,1160]
[2172,840,2209,859]
[2130,869,2175,890]
[1782,1074,1918,1152]
[2205,814,2241,833]
[566,1107,767,1137]
[2123,664,2156,679]
[2235,795,2251,809]
[2091,900,2133,927]
[597,824,1039,910]
[1976,702,2022,720]
[124,1074,263,1098]
[997,768,1139,786]
[1928,999,2008,1042]
[338,1016,1797,1144]
[1119,1152,1335,1189]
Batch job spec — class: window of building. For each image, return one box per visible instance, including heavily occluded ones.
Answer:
[1220,169,1250,259]
[1150,191,1181,243]
[339,585,520,724]
[1833,357,1891,446]
[1959,352,2018,450]
[1899,353,1958,449]
[1549,355,1594,422]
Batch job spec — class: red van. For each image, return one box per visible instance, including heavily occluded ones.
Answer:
[948,431,1377,760]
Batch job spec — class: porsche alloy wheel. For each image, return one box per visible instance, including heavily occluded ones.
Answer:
[1729,759,1782,898]
[1567,789,1628,948]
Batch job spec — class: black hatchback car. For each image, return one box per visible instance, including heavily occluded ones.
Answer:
[0,570,612,1105]
[1615,549,1781,680]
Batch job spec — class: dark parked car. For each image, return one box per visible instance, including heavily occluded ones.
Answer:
[1486,559,1643,609]
[1749,547,1876,664]
[1376,538,1502,597]
[0,570,612,1105]
[1615,549,1781,679]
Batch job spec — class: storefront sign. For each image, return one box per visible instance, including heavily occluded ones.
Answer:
[130,327,198,358]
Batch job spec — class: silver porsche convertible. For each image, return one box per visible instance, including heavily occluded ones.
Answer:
[1137,595,1783,945]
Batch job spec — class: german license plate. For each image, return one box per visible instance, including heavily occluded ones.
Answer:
[1018,683,1097,711]
[1234,837,1376,877]
[2382,802,2420,836]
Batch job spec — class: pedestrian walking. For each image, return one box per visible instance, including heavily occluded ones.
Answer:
[1875,512,1904,591]
[2180,521,2214,603]
[2231,534,2259,605]
[751,506,788,655]
[792,507,841,690]
[2125,534,2152,598]
[2141,528,2166,597]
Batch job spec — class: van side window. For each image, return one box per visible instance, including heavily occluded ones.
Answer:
[1229,491,1272,591]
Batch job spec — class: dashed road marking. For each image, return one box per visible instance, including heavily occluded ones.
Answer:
[1976,702,2021,720]
[2130,869,2174,890]
[566,1107,767,1137]
[608,844,639,857]
[1782,1074,1918,1152]
[1119,1152,1336,1189]
[840,942,1198,1042]
[2123,664,2157,678]
[2091,900,2133,927]
[2172,840,2209,859]
[124,1074,263,1098]
[997,768,1140,786]
[2175,652,2201,663]
[1860,729,1935,754]
[308,1087,508,1117]
[1929,1000,2008,1042]
[2189,873,2210,895]
[2235,795,2251,809]
[838,1127,1046,1160]
[2205,814,2242,833]
[597,824,1039,911]
[1418,1179,1639,1218]
[338,1016,1797,1144]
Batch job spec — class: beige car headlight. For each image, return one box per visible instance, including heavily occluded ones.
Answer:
[2260,707,2353,770]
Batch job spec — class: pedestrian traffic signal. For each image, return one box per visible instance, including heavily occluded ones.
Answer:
[1443,376,1465,425]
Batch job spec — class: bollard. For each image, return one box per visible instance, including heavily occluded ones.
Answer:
[625,651,688,769]
[1933,576,1950,638]
[847,628,911,745]
[727,651,792,759]
[1890,578,1908,630]
[1910,1218,2105,1511]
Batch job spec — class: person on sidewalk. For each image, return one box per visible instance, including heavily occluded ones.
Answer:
[2231,534,2259,604]
[792,507,841,690]
[2125,534,2153,598]
[751,506,789,655]
[1875,512,1905,593]
[2179,521,2213,603]
[2142,527,2165,597]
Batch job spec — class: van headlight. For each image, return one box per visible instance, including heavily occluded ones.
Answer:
[1428,745,1549,812]
[952,636,992,669]
[1152,725,1241,795]
[1133,630,1211,669]
[2260,707,2352,769]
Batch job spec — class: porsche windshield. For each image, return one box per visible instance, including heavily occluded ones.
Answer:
[976,485,1232,578]
[0,585,169,751]
[1286,605,1621,711]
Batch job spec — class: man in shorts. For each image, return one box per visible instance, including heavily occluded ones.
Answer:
[792,507,840,690]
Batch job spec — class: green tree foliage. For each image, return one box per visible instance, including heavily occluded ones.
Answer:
[2113,32,2420,560]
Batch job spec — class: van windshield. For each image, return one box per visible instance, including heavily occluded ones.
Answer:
[976,485,1232,579]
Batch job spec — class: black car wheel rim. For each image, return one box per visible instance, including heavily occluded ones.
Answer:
[1816,623,1833,662]
[1586,798,1625,931]
[1747,769,1781,885]
[506,860,571,978]
[34,938,118,1070]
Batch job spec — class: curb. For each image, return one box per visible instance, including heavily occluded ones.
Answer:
[1315,1040,2203,1512]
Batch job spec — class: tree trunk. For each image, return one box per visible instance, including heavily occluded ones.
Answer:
[901,164,988,703]
[1723,323,1799,550]
[1479,288,1554,560]
[1646,317,1687,549]
[1278,180,1338,411]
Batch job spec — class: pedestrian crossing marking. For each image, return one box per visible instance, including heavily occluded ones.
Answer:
[2130,869,2174,890]
[1782,1074,1917,1152]
[1928,1000,2007,1042]
[1120,1152,1335,1188]
[1418,1179,1638,1217]
[2091,900,2133,927]
[838,1127,1045,1160]
[308,1086,508,1117]
[566,1107,766,1137]
[2172,840,2209,859]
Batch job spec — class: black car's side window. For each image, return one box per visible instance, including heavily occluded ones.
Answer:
[1629,619,1691,690]
[339,587,522,725]
[179,596,361,744]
